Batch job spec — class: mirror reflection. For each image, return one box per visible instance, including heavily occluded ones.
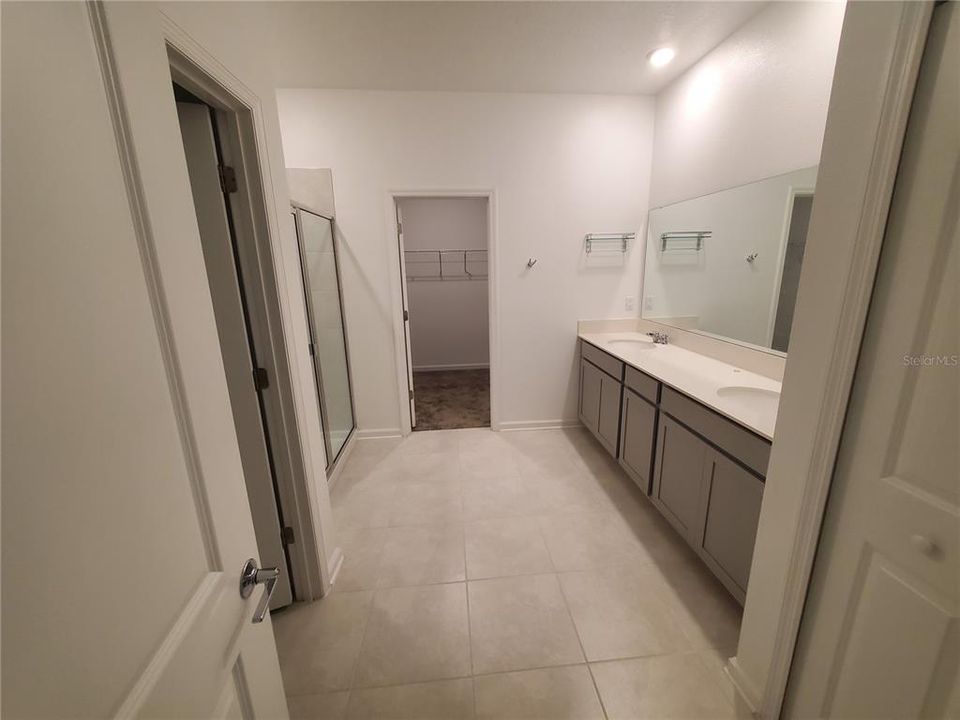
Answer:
[643,166,816,353]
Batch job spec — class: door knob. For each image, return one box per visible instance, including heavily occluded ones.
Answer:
[239,558,280,624]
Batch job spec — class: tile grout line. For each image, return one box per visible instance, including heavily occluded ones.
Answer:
[321,429,741,716]
[458,443,479,719]
[284,647,735,700]
[554,570,610,720]
[286,648,736,704]
[346,584,380,695]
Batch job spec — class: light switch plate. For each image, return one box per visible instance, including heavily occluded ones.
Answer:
[625,296,635,311]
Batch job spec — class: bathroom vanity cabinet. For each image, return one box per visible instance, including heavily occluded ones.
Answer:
[578,342,625,456]
[653,387,768,603]
[577,339,771,604]
[617,368,659,493]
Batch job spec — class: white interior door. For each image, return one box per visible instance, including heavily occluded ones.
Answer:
[396,203,417,428]
[2,3,287,718]
[176,101,293,609]
[785,4,959,717]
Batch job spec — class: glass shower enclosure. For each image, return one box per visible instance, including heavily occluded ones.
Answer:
[290,206,356,471]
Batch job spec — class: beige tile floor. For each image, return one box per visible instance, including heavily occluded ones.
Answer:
[273,427,749,720]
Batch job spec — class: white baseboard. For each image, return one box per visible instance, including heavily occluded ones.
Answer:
[355,427,404,439]
[499,419,582,432]
[357,422,581,436]
[326,432,359,492]
[412,363,490,372]
[724,656,761,717]
[323,547,344,598]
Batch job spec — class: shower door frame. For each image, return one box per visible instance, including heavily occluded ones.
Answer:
[291,203,358,473]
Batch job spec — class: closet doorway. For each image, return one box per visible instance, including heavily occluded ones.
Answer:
[396,196,492,431]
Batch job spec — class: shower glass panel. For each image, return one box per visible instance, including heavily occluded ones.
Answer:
[292,207,355,470]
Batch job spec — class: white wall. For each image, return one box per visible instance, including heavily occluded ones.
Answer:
[649,1,844,207]
[399,197,490,371]
[277,90,654,432]
[287,167,336,217]
[645,166,817,348]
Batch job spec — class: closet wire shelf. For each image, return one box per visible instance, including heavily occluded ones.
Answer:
[404,249,488,281]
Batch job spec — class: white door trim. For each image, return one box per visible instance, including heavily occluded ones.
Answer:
[86,3,218,561]
[732,3,936,717]
[385,190,500,433]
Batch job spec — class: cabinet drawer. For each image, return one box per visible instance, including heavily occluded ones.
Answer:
[624,366,659,403]
[661,387,771,476]
[581,341,624,381]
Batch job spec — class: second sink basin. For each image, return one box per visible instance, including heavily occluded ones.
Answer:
[716,385,780,414]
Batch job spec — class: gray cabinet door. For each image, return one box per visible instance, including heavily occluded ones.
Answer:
[619,389,657,493]
[578,358,602,435]
[699,453,764,603]
[597,371,622,456]
[652,416,709,541]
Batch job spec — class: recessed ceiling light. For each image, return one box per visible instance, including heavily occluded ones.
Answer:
[648,47,676,68]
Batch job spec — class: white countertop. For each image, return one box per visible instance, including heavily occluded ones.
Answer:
[579,331,781,440]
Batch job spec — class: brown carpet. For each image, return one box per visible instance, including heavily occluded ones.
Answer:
[412,369,490,431]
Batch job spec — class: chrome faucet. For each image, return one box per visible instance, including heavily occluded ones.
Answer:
[647,331,670,345]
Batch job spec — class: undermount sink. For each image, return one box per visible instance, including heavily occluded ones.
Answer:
[605,337,655,349]
[716,385,780,413]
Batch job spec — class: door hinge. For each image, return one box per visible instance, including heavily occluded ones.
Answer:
[281,526,295,545]
[308,342,316,357]
[403,309,409,321]
[409,389,414,400]
[253,366,270,391]
[397,221,403,234]
[218,165,238,194]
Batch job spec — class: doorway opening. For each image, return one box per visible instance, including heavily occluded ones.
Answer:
[169,47,332,605]
[396,196,491,431]
[173,82,296,609]
[771,190,814,352]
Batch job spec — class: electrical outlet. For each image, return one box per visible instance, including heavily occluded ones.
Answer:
[624,296,635,311]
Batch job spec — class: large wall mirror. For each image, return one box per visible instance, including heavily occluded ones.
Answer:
[643,166,816,354]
